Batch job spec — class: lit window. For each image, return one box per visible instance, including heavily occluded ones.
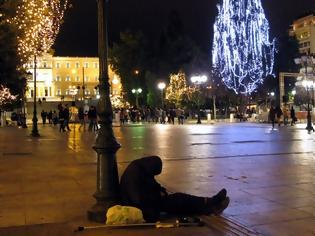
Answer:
[85,89,90,95]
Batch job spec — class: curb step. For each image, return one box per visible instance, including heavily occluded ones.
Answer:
[200,215,263,236]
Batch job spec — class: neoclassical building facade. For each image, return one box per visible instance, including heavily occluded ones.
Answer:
[26,54,122,102]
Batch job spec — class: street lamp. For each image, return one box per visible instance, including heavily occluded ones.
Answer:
[69,85,78,102]
[87,0,121,222]
[22,73,31,128]
[190,75,208,124]
[294,55,315,133]
[302,80,315,132]
[31,55,39,137]
[292,90,296,96]
[132,88,142,107]
[157,82,166,108]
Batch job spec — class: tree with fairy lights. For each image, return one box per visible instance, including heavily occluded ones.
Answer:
[0,85,17,110]
[165,71,188,107]
[8,0,68,136]
[9,0,68,64]
[212,0,275,95]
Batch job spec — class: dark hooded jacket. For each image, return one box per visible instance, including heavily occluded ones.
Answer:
[120,156,166,222]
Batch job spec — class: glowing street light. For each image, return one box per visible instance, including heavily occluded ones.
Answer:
[157,82,166,108]
[132,88,142,107]
[295,54,315,133]
[191,75,208,124]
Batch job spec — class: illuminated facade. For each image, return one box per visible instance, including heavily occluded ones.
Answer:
[26,54,122,101]
[290,13,315,54]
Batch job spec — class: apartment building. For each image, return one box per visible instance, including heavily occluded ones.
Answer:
[290,12,315,54]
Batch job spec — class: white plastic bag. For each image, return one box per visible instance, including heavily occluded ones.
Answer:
[106,205,145,225]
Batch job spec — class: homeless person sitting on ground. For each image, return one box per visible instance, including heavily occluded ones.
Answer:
[120,156,230,222]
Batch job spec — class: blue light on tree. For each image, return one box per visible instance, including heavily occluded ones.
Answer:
[212,0,275,95]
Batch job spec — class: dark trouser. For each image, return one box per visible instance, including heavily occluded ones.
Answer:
[271,119,275,128]
[59,119,65,132]
[161,193,205,215]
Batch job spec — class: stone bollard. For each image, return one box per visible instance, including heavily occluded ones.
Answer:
[230,113,234,123]
[207,114,211,123]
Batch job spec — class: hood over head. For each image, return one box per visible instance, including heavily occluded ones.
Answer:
[135,156,162,176]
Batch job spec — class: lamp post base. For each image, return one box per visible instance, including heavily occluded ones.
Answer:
[31,117,40,137]
[87,201,116,223]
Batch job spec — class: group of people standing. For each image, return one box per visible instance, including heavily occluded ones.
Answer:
[118,107,186,126]
[269,106,296,129]
[40,103,99,133]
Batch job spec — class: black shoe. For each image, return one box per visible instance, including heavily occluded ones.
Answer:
[211,188,227,204]
[213,197,230,215]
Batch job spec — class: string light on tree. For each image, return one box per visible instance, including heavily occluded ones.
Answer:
[0,86,17,108]
[9,0,68,63]
[212,0,275,95]
[165,71,188,107]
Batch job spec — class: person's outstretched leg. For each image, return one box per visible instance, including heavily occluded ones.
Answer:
[161,188,229,215]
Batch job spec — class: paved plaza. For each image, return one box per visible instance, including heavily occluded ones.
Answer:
[0,122,315,235]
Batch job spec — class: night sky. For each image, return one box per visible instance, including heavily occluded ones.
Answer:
[54,0,315,57]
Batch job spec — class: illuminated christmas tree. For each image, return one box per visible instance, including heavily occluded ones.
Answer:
[0,86,16,109]
[165,71,188,107]
[212,0,275,95]
[9,0,68,63]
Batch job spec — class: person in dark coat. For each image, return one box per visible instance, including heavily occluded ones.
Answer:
[47,110,53,124]
[275,106,283,127]
[120,156,229,222]
[41,110,47,124]
[269,106,276,129]
[290,106,296,126]
[58,107,66,132]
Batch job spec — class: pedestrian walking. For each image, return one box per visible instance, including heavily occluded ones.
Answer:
[78,106,85,131]
[88,106,98,131]
[58,107,66,132]
[283,107,289,126]
[275,106,283,127]
[120,108,125,125]
[47,110,53,124]
[169,109,176,125]
[120,156,229,223]
[52,110,58,126]
[63,104,71,131]
[41,110,47,125]
[290,106,296,126]
[269,106,276,129]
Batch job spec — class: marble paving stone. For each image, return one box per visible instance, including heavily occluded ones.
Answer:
[230,208,313,226]
[254,218,315,236]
